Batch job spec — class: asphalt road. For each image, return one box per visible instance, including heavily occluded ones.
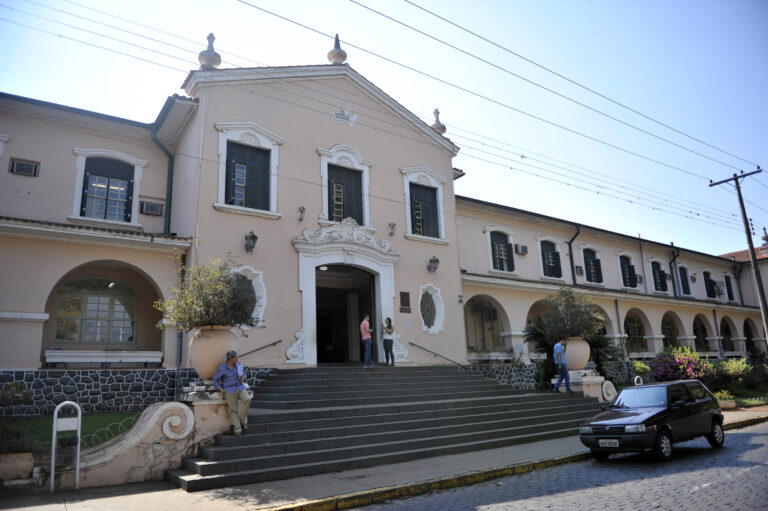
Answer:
[353,422,768,511]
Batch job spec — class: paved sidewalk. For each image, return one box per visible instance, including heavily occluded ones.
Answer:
[2,406,767,511]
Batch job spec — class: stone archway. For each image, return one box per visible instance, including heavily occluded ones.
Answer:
[720,316,737,353]
[464,294,510,353]
[661,311,685,348]
[290,219,401,365]
[42,260,165,367]
[624,308,652,353]
[693,314,712,352]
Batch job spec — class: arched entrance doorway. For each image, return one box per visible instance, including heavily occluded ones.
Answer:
[693,315,711,352]
[315,265,375,363]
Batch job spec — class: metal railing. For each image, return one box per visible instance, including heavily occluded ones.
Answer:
[239,339,282,359]
[408,342,472,371]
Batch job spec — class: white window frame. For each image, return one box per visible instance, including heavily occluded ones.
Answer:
[70,147,146,228]
[616,251,638,289]
[0,133,10,157]
[486,227,515,275]
[723,273,736,302]
[214,121,283,219]
[419,283,444,335]
[316,144,373,229]
[579,243,604,285]
[536,236,564,280]
[649,258,669,293]
[401,166,448,244]
[678,264,692,296]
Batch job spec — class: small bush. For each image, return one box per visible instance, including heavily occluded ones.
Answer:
[0,382,33,406]
[649,346,712,382]
[633,361,650,376]
[714,389,734,401]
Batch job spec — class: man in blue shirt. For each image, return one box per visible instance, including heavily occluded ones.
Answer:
[213,350,251,435]
[553,339,571,393]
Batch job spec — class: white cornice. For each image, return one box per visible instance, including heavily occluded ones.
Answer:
[0,219,190,252]
[73,147,148,167]
[214,121,284,145]
[460,274,758,312]
[185,65,459,156]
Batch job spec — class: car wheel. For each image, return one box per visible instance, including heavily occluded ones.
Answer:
[654,430,673,461]
[707,421,725,448]
[590,450,610,461]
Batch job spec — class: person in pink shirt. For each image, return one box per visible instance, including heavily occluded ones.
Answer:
[360,314,373,367]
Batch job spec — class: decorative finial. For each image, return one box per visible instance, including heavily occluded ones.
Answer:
[430,109,446,135]
[762,226,768,247]
[198,33,221,70]
[327,34,347,65]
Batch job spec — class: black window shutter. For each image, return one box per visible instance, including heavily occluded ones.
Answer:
[660,270,668,291]
[81,172,89,216]
[553,250,562,278]
[594,258,603,283]
[124,178,134,221]
[329,165,362,224]
[225,151,235,205]
[507,243,515,272]
[410,183,438,238]
[628,265,637,287]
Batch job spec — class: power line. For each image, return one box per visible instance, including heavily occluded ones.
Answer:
[4,4,763,230]
[403,0,759,169]
[237,0,715,182]
[351,0,744,172]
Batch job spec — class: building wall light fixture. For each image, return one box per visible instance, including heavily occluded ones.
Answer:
[244,231,258,253]
[427,256,440,273]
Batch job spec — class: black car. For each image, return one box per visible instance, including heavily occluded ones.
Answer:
[579,379,724,460]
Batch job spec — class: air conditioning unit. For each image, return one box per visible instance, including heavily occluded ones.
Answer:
[636,275,644,284]
[514,244,528,255]
[575,266,584,275]
[10,159,38,176]
[714,282,724,296]
[140,201,164,216]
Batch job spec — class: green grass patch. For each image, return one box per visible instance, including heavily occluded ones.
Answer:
[0,411,140,455]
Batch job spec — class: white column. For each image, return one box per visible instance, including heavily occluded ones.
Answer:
[705,336,723,358]
[644,335,665,356]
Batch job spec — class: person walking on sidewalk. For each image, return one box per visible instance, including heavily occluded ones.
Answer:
[361,314,374,367]
[382,317,395,366]
[213,350,251,435]
[553,339,571,393]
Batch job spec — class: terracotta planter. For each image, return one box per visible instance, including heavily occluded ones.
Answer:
[564,337,590,370]
[188,326,238,379]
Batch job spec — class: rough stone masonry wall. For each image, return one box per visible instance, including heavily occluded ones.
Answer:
[471,363,539,390]
[0,368,275,416]
[601,361,635,386]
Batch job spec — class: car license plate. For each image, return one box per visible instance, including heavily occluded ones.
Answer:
[599,439,619,448]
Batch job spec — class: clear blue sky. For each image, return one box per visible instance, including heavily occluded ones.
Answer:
[2,0,766,255]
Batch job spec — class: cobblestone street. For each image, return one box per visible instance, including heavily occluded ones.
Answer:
[355,422,768,511]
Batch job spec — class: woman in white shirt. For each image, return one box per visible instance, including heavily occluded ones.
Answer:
[382,317,395,366]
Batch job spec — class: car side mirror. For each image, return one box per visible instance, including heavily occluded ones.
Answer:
[671,400,686,408]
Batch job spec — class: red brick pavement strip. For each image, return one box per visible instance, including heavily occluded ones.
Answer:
[255,408,768,511]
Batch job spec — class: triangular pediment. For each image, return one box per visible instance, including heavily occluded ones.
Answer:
[182,65,459,156]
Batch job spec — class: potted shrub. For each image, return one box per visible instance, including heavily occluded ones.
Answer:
[155,256,256,379]
[539,288,604,370]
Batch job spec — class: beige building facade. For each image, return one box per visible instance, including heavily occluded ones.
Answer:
[0,41,764,373]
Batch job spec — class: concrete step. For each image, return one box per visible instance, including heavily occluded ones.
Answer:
[200,408,596,459]
[167,425,579,492]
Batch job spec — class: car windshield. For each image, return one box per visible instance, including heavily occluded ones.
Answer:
[612,387,667,408]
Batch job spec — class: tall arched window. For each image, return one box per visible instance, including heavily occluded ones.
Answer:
[540,241,562,278]
[720,320,734,352]
[693,317,708,351]
[54,278,137,344]
[661,317,678,348]
[624,315,646,352]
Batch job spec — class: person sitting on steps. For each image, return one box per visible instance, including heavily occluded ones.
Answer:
[213,350,251,435]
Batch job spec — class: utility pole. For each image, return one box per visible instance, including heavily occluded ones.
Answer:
[709,168,768,342]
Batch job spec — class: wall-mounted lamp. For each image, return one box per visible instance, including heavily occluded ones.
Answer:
[388,222,396,236]
[298,206,306,222]
[458,294,463,304]
[427,255,440,273]
[244,230,258,253]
